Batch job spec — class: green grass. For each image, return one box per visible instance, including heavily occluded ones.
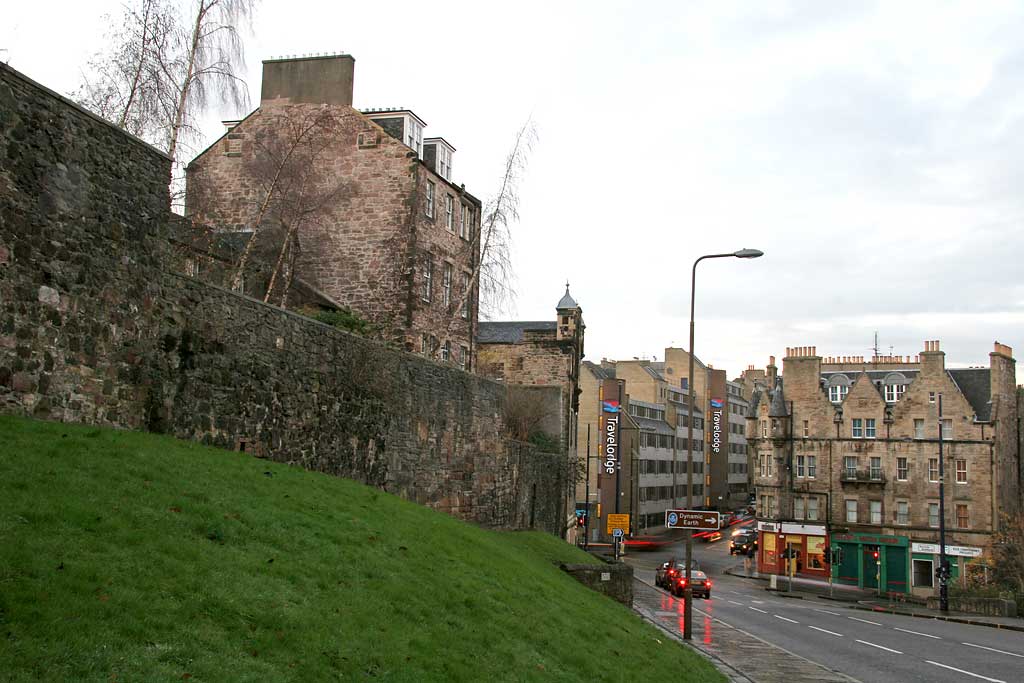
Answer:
[0,415,724,682]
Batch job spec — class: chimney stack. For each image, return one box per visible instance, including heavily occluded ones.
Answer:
[261,53,355,107]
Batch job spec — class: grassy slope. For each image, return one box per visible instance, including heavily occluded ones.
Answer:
[0,416,723,682]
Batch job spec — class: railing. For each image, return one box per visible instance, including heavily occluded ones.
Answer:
[840,469,886,483]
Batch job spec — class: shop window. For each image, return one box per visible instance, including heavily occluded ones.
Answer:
[913,559,934,587]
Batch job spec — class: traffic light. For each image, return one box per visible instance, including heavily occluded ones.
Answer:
[872,550,880,563]
[575,510,587,528]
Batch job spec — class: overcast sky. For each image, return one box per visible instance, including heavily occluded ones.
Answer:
[5,1,1023,375]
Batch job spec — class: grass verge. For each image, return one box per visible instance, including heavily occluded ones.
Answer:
[0,415,724,682]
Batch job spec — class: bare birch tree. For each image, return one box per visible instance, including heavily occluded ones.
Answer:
[446,117,537,333]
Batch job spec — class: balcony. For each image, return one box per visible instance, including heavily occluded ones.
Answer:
[840,469,886,485]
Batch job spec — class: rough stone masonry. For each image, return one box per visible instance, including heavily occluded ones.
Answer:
[0,62,566,535]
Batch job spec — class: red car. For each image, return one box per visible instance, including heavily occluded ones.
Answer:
[670,570,712,599]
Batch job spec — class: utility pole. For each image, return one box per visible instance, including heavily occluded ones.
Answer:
[937,393,950,613]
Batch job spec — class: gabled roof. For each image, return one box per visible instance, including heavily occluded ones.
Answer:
[748,389,762,414]
[634,416,675,435]
[583,361,615,380]
[769,379,789,417]
[948,368,992,421]
[478,321,556,344]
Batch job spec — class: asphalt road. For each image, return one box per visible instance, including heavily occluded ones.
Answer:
[625,530,1024,683]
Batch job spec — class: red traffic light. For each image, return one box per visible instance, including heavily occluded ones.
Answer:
[872,550,879,560]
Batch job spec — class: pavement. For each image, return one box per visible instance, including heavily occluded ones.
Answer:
[723,563,1024,631]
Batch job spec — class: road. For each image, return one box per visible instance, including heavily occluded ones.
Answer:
[625,529,1024,683]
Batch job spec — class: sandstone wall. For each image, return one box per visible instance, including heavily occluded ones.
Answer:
[0,63,564,535]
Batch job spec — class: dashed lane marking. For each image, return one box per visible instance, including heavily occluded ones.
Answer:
[856,639,902,654]
[927,660,1006,682]
[728,600,743,605]
[961,642,1024,658]
[749,606,768,614]
[813,608,840,616]
[893,627,940,639]
[848,616,882,626]
[774,615,799,624]
[808,625,843,637]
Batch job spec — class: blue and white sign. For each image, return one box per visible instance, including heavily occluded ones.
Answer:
[612,528,624,538]
[667,512,679,527]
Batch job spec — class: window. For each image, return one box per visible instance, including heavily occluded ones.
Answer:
[425,181,435,218]
[914,419,925,439]
[852,418,863,438]
[807,455,816,479]
[459,345,469,370]
[896,501,909,525]
[421,258,432,302]
[941,419,952,440]
[759,453,773,477]
[761,420,768,437]
[441,263,453,308]
[845,500,857,523]
[420,334,429,355]
[896,457,908,481]
[929,392,936,403]
[760,494,774,517]
[460,204,469,239]
[796,455,805,478]
[955,459,967,483]
[794,498,805,520]
[844,456,858,479]
[437,145,451,179]
[870,456,882,480]
[803,420,809,437]
[955,503,969,528]
[865,418,876,439]
[928,502,939,528]
[829,385,849,403]
[406,117,423,156]
[445,195,455,231]
[185,258,199,277]
[870,500,882,524]
[441,341,451,362]
[460,272,471,319]
[928,458,939,482]
[913,559,934,588]
[884,384,906,402]
[807,497,819,520]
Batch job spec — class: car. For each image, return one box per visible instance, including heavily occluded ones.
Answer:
[655,559,700,589]
[730,530,758,555]
[701,530,723,543]
[669,569,712,599]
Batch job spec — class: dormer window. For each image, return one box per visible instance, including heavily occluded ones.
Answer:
[829,385,849,403]
[406,118,423,156]
[884,384,906,402]
[364,109,427,156]
[423,137,456,181]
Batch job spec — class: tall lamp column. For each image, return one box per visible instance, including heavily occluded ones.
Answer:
[684,248,763,640]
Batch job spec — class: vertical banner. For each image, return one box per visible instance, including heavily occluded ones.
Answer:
[598,379,622,530]
[710,398,724,455]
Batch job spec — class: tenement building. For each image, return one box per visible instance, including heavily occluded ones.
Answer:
[747,342,1019,598]
[186,54,482,366]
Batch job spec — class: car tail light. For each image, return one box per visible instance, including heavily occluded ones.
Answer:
[706,580,712,587]
[678,578,687,586]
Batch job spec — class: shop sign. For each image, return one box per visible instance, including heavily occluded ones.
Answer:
[781,523,826,536]
[831,533,905,545]
[911,542,982,557]
[758,521,778,532]
[709,398,723,455]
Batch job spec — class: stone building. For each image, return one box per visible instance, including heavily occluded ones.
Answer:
[186,54,482,366]
[747,341,1019,598]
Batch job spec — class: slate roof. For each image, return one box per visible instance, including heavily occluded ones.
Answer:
[768,379,789,417]
[749,389,762,414]
[634,416,675,435]
[556,284,578,310]
[583,360,614,380]
[948,368,992,421]
[477,321,556,344]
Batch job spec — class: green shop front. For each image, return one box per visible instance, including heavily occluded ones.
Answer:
[831,532,909,594]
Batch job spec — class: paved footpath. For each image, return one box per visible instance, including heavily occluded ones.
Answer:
[632,578,856,683]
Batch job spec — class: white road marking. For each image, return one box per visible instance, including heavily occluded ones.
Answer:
[848,616,882,626]
[813,608,840,616]
[749,606,768,614]
[962,642,1024,658]
[927,660,1006,683]
[728,600,743,605]
[856,639,902,654]
[774,615,799,624]
[893,627,940,639]
[808,625,843,637]
[751,599,765,604]
[714,618,734,628]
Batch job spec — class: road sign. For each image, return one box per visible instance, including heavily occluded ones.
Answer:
[606,513,630,535]
[612,528,624,538]
[664,509,720,530]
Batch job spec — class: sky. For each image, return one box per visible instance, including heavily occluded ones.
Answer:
[4,0,1024,376]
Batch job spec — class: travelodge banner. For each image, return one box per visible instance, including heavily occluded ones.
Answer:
[709,397,724,455]
[598,378,623,526]
[708,369,727,456]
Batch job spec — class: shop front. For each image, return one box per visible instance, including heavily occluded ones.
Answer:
[757,522,828,579]
[831,532,909,594]
[909,542,982,598]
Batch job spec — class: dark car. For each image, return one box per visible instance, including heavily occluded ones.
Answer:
[655,559,700,589]
[669,569,712,599]
[730,530,758,555]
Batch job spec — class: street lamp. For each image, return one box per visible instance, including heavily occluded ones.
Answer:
[683,248,763,640]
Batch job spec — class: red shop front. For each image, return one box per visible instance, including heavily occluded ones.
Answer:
[757,522,828,578]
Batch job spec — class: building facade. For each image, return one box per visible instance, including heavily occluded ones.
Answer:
[186,54,481,365]
[748,342,1019,597]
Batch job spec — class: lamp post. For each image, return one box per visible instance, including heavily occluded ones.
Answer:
[683,248,763,640]
[938,393,950,612]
